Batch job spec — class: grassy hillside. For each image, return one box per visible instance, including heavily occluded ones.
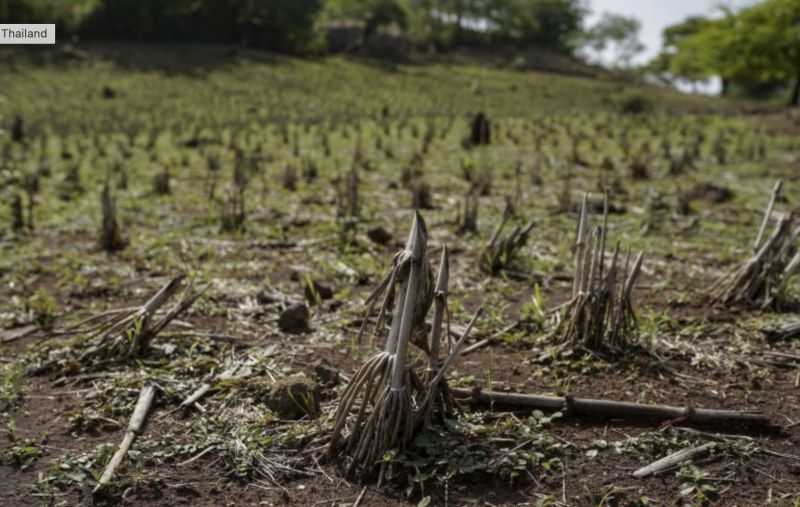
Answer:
[0,43,728,133]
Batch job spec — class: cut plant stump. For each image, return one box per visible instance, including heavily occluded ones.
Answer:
[555,190,644,351]
[329,212,481,482]
[710,179,799,309]
[483,200,534,274]
[99,183,126,252]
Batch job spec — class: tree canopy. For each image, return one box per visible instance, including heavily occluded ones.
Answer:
[650,0,800,104]
[582,13,644,68]
[0,0,588,55]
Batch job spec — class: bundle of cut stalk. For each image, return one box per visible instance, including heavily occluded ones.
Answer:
[710,180,800,309]
[32,275,205,374]
[414,247,484,426]
[415,247,483,426]
[99,182,126,252]
[457,190,479,235]
[11,193,24,231]
[335,165,360,244]
[555,191,643,351]
[335,165,360,220]
[329,212,481,482]
[329,212,434,479]
[483,200,535,274]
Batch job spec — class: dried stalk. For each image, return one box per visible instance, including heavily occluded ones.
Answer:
[417,246,454,423]
[483,201,534,274]
[345,165,360,218]
[99,183,126,252]
[425,246,450,383]
[152,167,171,195]
[754,179,782,252]
[453,388,771,427]
[329,212,433,478]
[11,193,24,231]
[766,321,800,341]
[34,275,204,374]
[94,383,157,495]
[410,180,434,209]
[632,443,716,478]
[556,192,643,351]
[330,214,481,482]
[416,306,482,426]
[710,187,799,309]
[180,383,211,412]
[220,186,246,232]
[457,191,479,235]
[573,193,589,297]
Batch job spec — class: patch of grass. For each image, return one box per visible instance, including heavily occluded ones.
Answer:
[0,362,24,407]
[9,438,42,471]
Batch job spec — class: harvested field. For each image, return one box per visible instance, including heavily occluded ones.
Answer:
[1,44,799,506]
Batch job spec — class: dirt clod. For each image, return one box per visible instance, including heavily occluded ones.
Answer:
[266,374,320,419]
[278,303,310,333]
[304,280,333,303]
[367,226,394,245]
[684,182,735,203]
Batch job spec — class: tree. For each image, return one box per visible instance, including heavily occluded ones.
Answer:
[0,0,96,31]
[323,0,410,46]
[249,0,324,52]
[483,0,586,53]
[403,0,587,53]
[648,16,713,89]
[429,0,482,46]
[730,0,800,106]
[78,0,323,53]
[651,0,800,105]
[582,13,644,68]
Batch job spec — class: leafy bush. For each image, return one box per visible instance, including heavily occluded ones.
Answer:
[606,89,653,114]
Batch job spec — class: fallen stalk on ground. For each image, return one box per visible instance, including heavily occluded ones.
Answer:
[451,388,772,427]
[765,321,800,341]
[632,443,717,478]
[94,383,157,495]
[31,275,205,374]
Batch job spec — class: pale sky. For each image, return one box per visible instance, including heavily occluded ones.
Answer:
[586,0,757,65]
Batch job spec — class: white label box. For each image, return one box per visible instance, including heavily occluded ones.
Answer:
[0,24,56,44]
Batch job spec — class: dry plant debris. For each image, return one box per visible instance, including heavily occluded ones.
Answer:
[93,383,157,495]
[483,200,535,274]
